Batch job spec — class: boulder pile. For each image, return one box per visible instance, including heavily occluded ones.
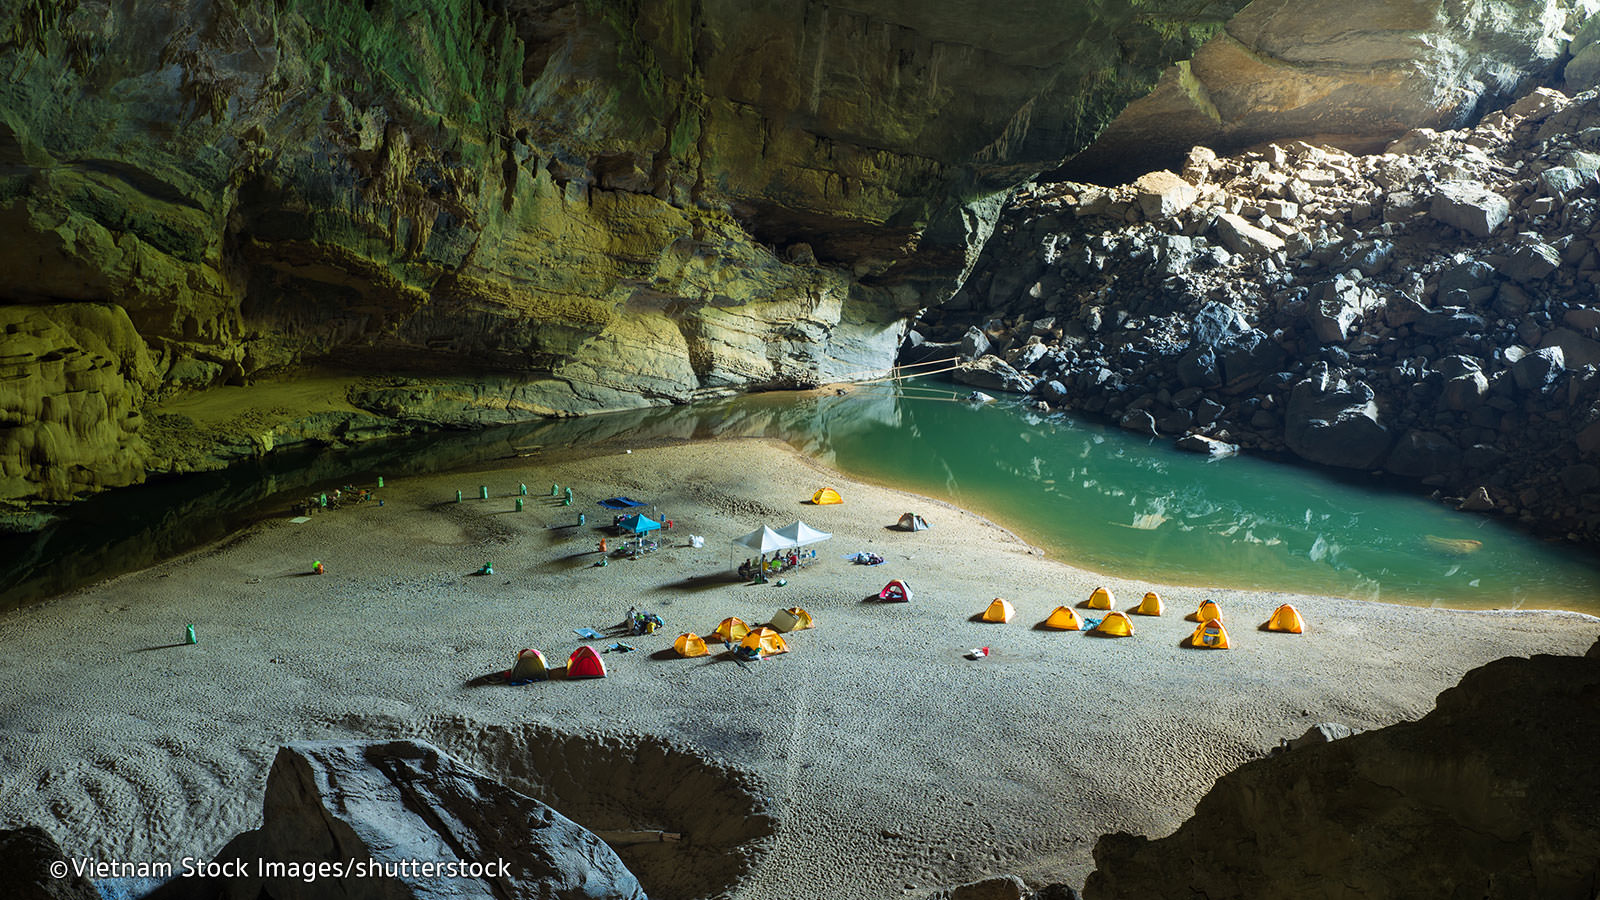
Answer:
[912,86,1600,543]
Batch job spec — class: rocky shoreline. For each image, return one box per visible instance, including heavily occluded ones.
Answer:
[911,87,1600,546]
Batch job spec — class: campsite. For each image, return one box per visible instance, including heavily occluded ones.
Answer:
[0,438,1594,900]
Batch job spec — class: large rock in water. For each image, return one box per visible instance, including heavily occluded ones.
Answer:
[1059,0,1581,182]
[1084,641,1600,900]
[205,740,646,900]
[1282,367,1391,469]
[0,0,1238,516]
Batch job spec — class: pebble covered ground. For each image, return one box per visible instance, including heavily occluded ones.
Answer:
[0,438,1594,899]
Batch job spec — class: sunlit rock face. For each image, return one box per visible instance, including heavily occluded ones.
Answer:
[1060,0,1589,184]
[0,0,1230,513]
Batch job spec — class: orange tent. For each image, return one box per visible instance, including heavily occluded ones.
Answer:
[1087,587,1115,610]
[770,607,815,632]
[1042,606,1081,630]
[879,580,912,602]
[566,645,607,678]
[739,627,789,657]
[1132,592,1163,616]
[673,633,709,658]
[1192,600,1223,623]
[713,617,751,643]
[1190,618,1231,649]
[1090,611,1135,637]
[1264,604,1306,633]
[980,598,1016,623]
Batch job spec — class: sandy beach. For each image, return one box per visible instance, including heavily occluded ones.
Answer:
[1,437,1595,899]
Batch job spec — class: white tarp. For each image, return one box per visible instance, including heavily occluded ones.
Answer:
[775,520,832,547]
[731,525,796,554]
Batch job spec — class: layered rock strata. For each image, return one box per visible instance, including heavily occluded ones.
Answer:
[0,0,1233,521]
[918,86,1600,544]
[1061,0,1592,184]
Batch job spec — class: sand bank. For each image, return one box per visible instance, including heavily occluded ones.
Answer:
[0,438,1594,898]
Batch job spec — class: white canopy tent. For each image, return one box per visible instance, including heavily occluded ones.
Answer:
[731,525,795,570]
[775,520,831,547]
[732,525,796,554]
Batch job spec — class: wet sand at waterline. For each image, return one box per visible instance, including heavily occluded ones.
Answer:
[1,438,1594,898]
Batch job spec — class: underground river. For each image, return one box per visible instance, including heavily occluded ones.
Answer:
[5,377,1599,614]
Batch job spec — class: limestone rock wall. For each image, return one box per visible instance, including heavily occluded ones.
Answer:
[0,304,154,504]
[0,0,1232,515]
[1061,0,1594,184]
[921,87,1600,545]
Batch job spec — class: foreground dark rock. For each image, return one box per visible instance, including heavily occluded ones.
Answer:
[923,85,1600,545]
[1081,639,1600,899]
[161,740,646,900]
[0,826,100,900]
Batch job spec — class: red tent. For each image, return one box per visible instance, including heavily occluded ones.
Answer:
[879,579,911,602]
[566,645,607,679]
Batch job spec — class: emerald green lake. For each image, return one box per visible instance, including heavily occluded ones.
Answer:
[6,377,1600,614]
[727,379,1600,613]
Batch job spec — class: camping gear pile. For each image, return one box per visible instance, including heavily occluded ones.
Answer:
[674,606,816,661]
[628,609,664,635]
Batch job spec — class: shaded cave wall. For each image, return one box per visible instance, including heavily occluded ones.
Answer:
[0,0,1235,512]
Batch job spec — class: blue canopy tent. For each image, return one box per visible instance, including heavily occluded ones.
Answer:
[618,514,662,535]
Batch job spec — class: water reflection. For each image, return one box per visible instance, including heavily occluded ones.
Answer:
[5,378,1599,614]
[787,382,1600,611]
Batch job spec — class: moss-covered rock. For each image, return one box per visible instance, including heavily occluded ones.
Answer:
[0,0,1236,510]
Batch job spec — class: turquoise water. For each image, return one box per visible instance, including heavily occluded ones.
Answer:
[721,379,1600,612]
[6,376,1600,613]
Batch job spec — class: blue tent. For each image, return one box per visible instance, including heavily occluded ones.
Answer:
[598,497,648,510]
[618,514,661,535]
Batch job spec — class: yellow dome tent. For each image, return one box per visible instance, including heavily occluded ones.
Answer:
[810,486,843,505]
[1132,592,1163,616]
[673,633,709,658]
[1090,611,1135,637]
[770,607,815,633]
[1087,587,1115,610]
[981,598,1016,623]
[739,627,789,657]
[1191,618,1231,649]
[1191,600,1223,623]
[1265,604,1306,633]
[1042,606,1081,630]
[713,617,751,643]
[507,649,548,682]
